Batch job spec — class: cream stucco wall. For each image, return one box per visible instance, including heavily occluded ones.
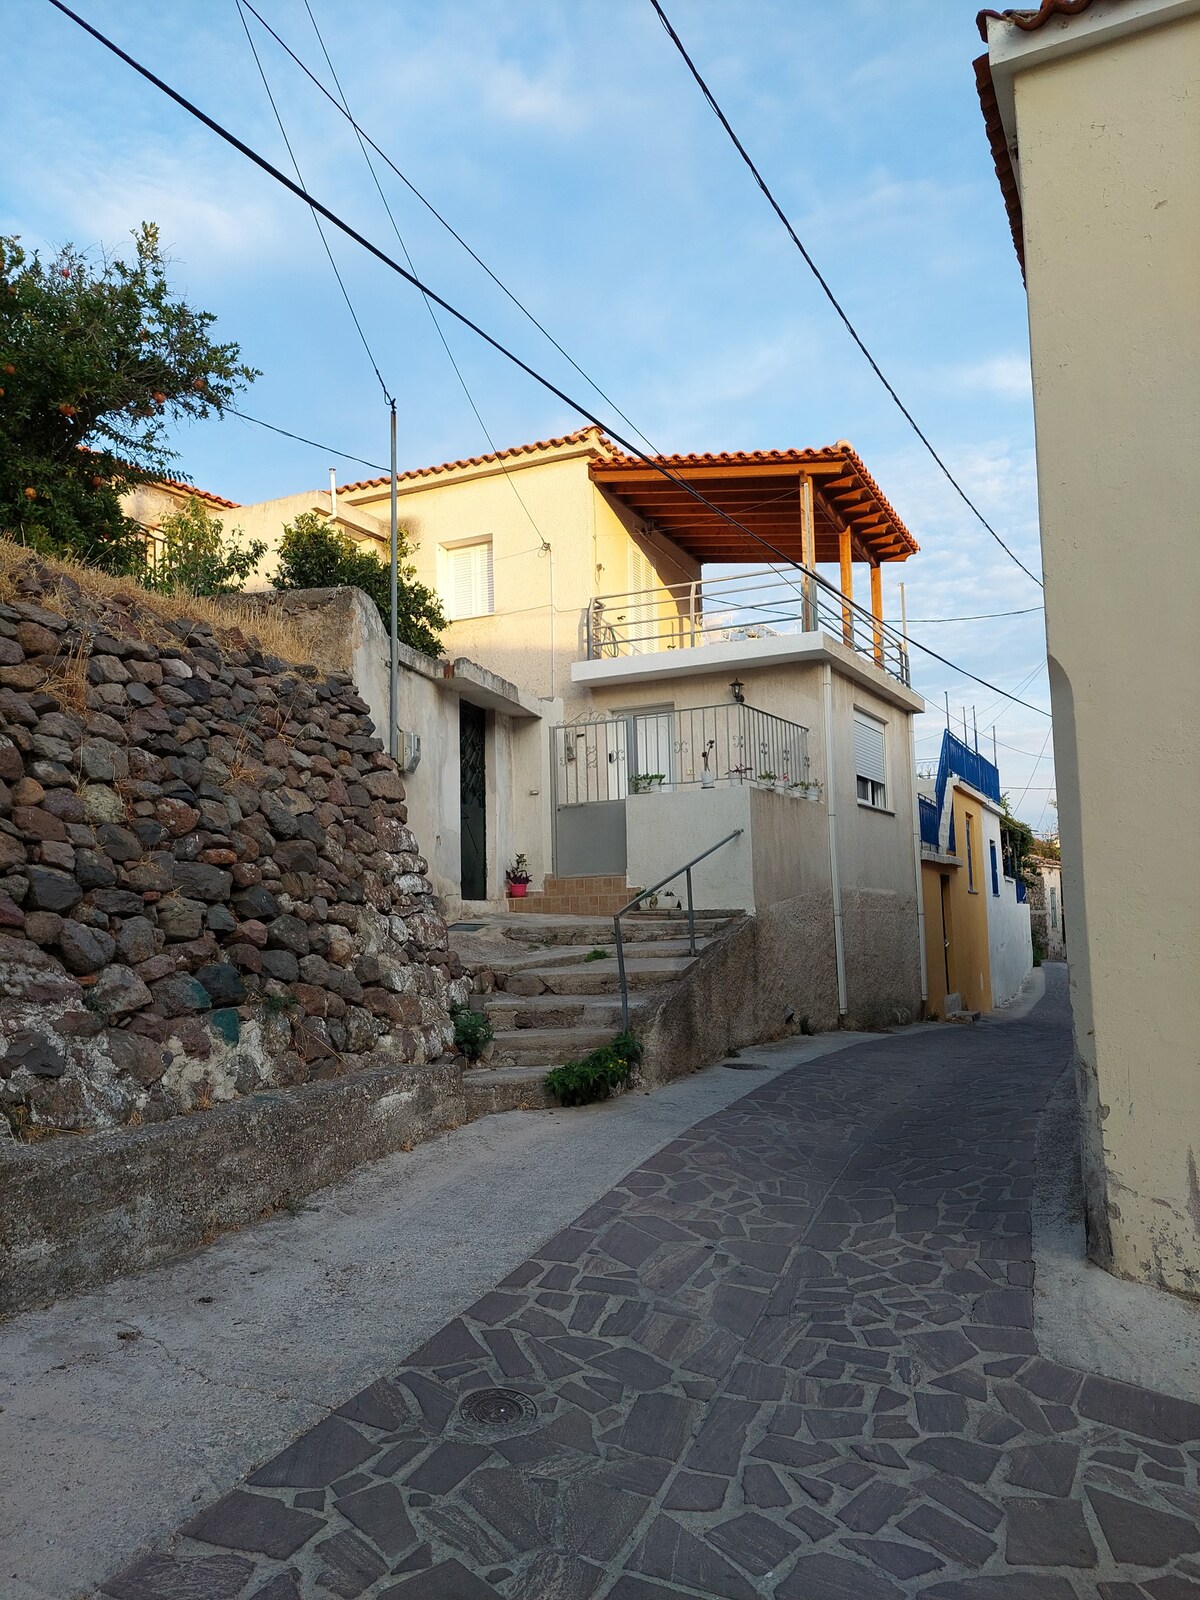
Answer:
[980,804,1033,1007]
[340,438,694,709]
[996,3,1200,1291]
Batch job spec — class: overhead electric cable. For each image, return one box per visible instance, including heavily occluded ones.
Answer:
[647,0,1044,591]
[234,0,392,405]
[238,0,656,454]
[225,406,387,472]
[892,605,1043,624]
[1011,725,1054,809]
[297,0,549,547]
[49,0,1050,720]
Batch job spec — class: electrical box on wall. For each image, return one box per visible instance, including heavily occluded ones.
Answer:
[397,730,421,774]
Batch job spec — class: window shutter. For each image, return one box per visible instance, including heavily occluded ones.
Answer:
[447,542,493,619]
[854,711,886,785]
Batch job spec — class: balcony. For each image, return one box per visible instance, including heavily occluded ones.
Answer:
[584,565,911,687]
[552,702,811,805]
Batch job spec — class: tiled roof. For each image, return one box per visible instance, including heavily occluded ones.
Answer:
[976,0,1099,40]
[154,476,240,510]
[597,441,916,556]
[340,426,610,494]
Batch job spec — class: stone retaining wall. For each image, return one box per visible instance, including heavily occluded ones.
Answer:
[0,557,467,1146]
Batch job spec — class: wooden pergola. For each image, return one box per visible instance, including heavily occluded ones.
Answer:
[590,441,917,642]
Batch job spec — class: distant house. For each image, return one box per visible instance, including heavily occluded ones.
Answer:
[226,427,931,1029]
[1027,852,1066,962]
[918,730,1032,1017]
[976,0,1200,1296]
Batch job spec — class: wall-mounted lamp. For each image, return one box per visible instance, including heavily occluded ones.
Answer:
[730,678,745,704]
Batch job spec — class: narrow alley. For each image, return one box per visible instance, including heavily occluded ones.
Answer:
[87,968,1200,1598]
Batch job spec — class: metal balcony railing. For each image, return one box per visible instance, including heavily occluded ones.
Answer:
[552,702,811,806]
[585,564,911,685]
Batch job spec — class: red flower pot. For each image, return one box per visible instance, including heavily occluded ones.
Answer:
[508,881,528,897]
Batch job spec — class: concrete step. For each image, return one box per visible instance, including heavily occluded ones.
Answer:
[490,1026,615,1067]
[533,955,695,996]
[498,915,733,948]
[463,1064,554,1118]
[484,992,627,1031]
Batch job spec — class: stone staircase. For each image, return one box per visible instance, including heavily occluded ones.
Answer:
[447,908,742,1116]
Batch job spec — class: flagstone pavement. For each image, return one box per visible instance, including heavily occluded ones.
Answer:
[100,967,1200,1599]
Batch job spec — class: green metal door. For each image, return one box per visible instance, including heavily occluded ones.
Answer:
[459,701,487,900]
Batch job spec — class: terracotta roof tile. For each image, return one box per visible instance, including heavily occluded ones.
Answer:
[154,476,240,510]
[340,426,610,493]
[976,0,1099,41]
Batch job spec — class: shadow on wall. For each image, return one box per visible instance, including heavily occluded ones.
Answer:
[638,888,922,1084]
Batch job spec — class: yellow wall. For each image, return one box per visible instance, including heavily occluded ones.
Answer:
[998,3,1200,1293]
[341,439,693,704]
[922,784,993,1017]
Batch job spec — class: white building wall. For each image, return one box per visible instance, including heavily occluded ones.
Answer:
[980,805,1033,1006]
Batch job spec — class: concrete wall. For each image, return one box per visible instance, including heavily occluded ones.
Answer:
[253,589,554,914]
[981,805,1034,1007]
[999,4,1200,1292]
[1029,858,1066,961]
[946,785,995,1013]
[626,786,753,909]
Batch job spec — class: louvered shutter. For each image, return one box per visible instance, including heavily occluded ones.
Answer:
[853,711,886,785]
[446,541,493,619]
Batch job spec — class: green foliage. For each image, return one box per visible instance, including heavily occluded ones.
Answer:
[273,510,446,657]
[546,1031,642,1108]
[0,224,257,570]
[146,495,266,596]
[1031,927,1046,968]
[450,1003,493,1062]
[583,948,608,963]
[999,793,1037,886]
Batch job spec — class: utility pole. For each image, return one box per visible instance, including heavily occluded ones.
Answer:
[389,401,399,761]
[973,705,978,753]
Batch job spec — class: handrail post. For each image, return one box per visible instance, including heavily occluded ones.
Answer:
[614,912,629,1032]
[685,868,696,956]
[585,600,594,661]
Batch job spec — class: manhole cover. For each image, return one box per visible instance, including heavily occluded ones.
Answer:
[722,1059,768,1070]
[450,922,485,932]
[458,1388,537,1434]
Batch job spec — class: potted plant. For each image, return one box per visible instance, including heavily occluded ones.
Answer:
[755,770,776,790]
[805,778,824,803]
[700,739,716,789]
[506,854,531,897]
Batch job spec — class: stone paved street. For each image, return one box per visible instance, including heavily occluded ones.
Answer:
[100,969,1200,1599]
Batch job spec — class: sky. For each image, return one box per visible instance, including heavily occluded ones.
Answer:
[3,0,1056,827]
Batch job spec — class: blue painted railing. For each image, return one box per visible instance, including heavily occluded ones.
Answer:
[918,795,940,850]
[1016,877,1028,904]
[935,731,1002,809]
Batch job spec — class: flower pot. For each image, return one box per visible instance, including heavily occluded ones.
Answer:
[508,881,528,897]
[700,770,715,789]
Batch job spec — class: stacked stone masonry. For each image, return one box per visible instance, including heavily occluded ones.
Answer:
[0,560,467,1139]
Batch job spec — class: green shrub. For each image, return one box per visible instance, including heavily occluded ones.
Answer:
[148,495,266,595]
[451,1003,493,1062]
[546,1031,642,1107]
[583,948,608,962]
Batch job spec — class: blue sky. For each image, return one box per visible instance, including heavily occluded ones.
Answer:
[4,0,1055,826]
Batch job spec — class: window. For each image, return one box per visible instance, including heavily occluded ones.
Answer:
[990,840,1000,897]
[854,710,887,809]
[1050,886,1059,928]
[966,813,976,892]
[442,539,493,620]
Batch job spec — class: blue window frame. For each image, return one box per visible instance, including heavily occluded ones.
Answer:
[990,840,1000,897]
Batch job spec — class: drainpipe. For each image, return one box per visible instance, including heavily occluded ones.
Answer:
[908,712,928,1006]
[540,539,556,698]
[821,663,848,1016]
[329,467,338,521]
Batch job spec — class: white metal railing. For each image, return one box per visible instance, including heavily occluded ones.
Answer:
[552,702,811,806]
[585,565,910,685]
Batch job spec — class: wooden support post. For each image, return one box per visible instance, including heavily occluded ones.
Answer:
[799,474,817,631]
[838,526,853,647]
[870,562,884,667]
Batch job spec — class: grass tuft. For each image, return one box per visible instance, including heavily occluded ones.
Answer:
[546,1031,642,1107]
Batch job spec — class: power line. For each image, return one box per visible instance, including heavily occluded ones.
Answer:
[234,0,391,405]
[50,0,1050,721]
[891,605,1043,625]
[297,0,551,551]
[224,406,387,472]
[1011,725,1054,809]
[238,0,656,455]
[647,0,1044,591]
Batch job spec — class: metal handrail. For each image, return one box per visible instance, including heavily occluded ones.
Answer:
[613,829,743,1030]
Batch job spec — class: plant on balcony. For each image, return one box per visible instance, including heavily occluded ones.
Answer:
[755,770,776,789]
[700,739,716,789]
[505,853,531,897]
[630,773,665,794]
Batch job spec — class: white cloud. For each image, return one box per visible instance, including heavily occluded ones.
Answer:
[949,355,1033,402]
